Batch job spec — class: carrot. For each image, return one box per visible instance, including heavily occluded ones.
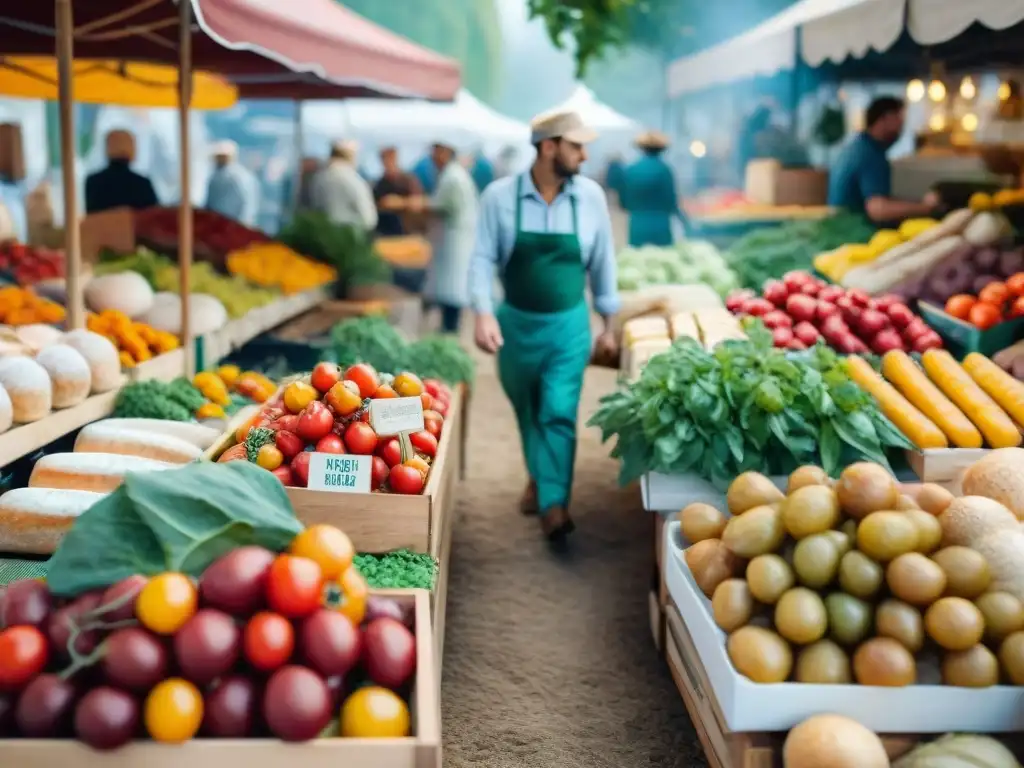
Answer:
[881,350,983,448]
[921,350,1022,449]
[962,352,1024,429]
[844,355,948,450]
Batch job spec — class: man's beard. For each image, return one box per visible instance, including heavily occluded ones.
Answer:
[554,157,577,179]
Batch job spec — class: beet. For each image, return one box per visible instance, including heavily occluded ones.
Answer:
[998,249,1024,278]
[973,247,1000,272]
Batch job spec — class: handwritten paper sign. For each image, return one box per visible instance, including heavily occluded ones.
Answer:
[307,453,371,493]
[368,396,425,436]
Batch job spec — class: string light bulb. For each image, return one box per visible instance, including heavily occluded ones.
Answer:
[959,77,976,100]
[689,140,707,158]
[962,113,979,131]
[999,82,1012,101]
[906,79,925,102]
[928,113,946,131]
[928,80,947,102]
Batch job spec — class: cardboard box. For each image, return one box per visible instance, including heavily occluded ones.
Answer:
[640,472,786,514]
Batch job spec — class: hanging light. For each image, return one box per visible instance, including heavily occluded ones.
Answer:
[999,81,1012,101]
[961,113,979,131]
[928,113,946,131]
[928,80,947,102]
[689,140,707,158]
[906,79,925,102]
[959,77,976,100]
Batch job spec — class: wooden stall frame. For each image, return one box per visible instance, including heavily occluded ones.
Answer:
[0,590,440,768]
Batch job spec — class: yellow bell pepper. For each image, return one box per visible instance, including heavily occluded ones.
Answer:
[193,371,231,406]
[196,402,226,419]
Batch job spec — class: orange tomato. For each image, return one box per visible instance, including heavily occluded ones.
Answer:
[1011,296,1024,319]
[405,456,430,476]
[979,281,1010,307]
[968,301,1003,330]
[392,372,424,398]
[944,294,976,320]
[289,524,354,580]
[373,384,399,399]
[337,566,367,626]
[1008,273,1024,297]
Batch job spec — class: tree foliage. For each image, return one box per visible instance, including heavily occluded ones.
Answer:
[339,0,502,104]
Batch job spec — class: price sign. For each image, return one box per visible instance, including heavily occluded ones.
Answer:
[307,453,371,493]
[368,396,425,436]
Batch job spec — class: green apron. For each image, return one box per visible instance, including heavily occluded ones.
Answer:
[496,175,592,515]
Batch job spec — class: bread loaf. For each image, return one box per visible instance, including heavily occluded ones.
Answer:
[0,384,11,434]
[15,323,63,353]
[0,488,104,554]
[29,452,174,492]
[74,421,202,464]
[60,329,121,393]
[94,418,220,449]
[35,344,91,408]
[0,356,51,422]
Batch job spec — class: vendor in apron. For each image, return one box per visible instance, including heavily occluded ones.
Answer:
[467,110,621,543]
[621,131,686,246]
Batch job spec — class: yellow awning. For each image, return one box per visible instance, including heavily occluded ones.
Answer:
[0,57,237,109]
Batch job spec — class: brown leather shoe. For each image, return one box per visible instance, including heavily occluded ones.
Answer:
[540,506,575,541]
[520,481,539,516]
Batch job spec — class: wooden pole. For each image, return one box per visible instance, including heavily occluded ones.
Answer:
[291,100,304,217]
[178,0,194,376]
[55,0,83,330]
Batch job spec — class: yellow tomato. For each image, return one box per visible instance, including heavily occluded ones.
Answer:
[257,443,284,471]
[392,372,424,398]
[217,364,241,387]
[136,573,198,635]
[337,565,368,626]
[283,381,318,414]
[340,687,410,737]
[290,524,354,580]
[145,679,204,743]
[405,456,430,477]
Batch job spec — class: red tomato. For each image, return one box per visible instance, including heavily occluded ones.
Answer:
[423,411,444,439]
[979,282,1010,308]
[968,301,1003,330]
[344,422,378,455]
[0,626,48,690]
[409,431,437,458]
[290,452,312,487]
[1007,273,1024,297]
[272,466,294,485]
[419,392,434,411]
[373,384,398,400]
[310,362,342,394]
[433,399,449,417]
[378,438,402,468]
[266,556,324,618]
[244,612,294,671]
[276,414,299,433]
[423,379,442,398]
[389,465,424,495]
[275,430,305,460]
[297,402,334,443]
[344,364,380,399]
[370,456,390,490]
[1010,296,1024,319]
[316,434,345,454]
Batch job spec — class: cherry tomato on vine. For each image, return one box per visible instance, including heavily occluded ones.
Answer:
[136,573,198,635]
[289,525,354,580]
[144,678,203,743]
[0,626,48,690]
[266,555,323,618]
[244,612,294,671]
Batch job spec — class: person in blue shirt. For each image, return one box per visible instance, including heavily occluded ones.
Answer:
[205,140,259,226]
[604,154,625,200]
[468,110,620,543]
[469,150,495,192]
[828,96,939,224]
[621,131,683,247]
[412,153,438,195]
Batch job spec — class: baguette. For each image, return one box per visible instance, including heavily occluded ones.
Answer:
[29,452,175,493]
[93,418,221,449]
[0,488,104,554]
[74,422,203,464]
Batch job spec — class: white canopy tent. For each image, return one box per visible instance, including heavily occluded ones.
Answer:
[541,85,639,132]
[666,0,1024,97]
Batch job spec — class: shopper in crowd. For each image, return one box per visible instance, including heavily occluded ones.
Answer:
[604,153,626,201]
[281,156,321,220]
[736,104,773,182]
[494,146,520,179]
[412,151,438,195]
[85,129,159,214]
[468,110,620,543]
[310,140,378,232]
[468,148,495,192]
[828,96,940,224]
[621,131,684,247]
[205,140,259,226]
[374,147,422,237]
[420,142,478,334]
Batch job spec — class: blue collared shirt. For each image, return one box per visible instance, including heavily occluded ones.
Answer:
[467,173,621,317]
[827,132,891,216]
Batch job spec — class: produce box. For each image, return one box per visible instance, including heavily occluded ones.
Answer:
[663,522,1024,733]
[641,472,787,515]
[0,589,441,768]
[905,447,991,487]
[919,301,1024,358]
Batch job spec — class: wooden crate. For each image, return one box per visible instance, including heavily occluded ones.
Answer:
[206,386,464,556]
[907,448,987,490]
[272,298,422,344]
[649,512,667,653]
[0,590,440,768]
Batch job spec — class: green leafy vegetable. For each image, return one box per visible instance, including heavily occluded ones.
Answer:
[588,322,913,489]
[245,427,276,463]
[114,380,192,421]
[46,461,303,596]
[353,550,437,590]
[617,241,739,297]
[403,336,475,385]
[278,212,392,295]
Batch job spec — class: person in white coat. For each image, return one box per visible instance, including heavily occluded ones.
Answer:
[421,142,478,334]
[310,140,378,232]
[205,140,259,226]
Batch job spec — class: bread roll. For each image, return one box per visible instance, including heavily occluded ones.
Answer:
[74,422,202,464]
[0,356,51,422]
[29,452,174,493]
[60,329,121,393]
[90,418,220,449]
[35,344,91,408]
[0,384,12,434]
[0,488,104,554]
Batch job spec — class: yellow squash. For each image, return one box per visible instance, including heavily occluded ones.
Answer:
[962,353,1024,428]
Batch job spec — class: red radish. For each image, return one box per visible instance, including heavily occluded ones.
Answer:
[818,285,844,303]
[799,282,821,296]
[794,322,820,346]
[786,338,807,351]
[887,303,914,329]
[740,297,774,316]
[912,331,943,353]
[762,280,789,306]
[762,311,793,329]
[772,327,794,347]
[871,329,905,354]
[815,301,839,323]
[873,294,902,312]
[857,309,889,337]
[785,294,817,323]
[783,271,813,291]
[848,289,871,307]
[904,318,930,341]
[725,289,755,312]
[836,334,866,355]
[821,315,849,341]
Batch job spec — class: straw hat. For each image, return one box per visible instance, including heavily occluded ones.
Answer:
[635,130,670,150]
[105,129,136,161]
[211,140,238,159]
[529,110,598,145]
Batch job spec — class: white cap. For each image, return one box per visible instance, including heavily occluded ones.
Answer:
[529,110,598,145]
[211,140,238,158]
